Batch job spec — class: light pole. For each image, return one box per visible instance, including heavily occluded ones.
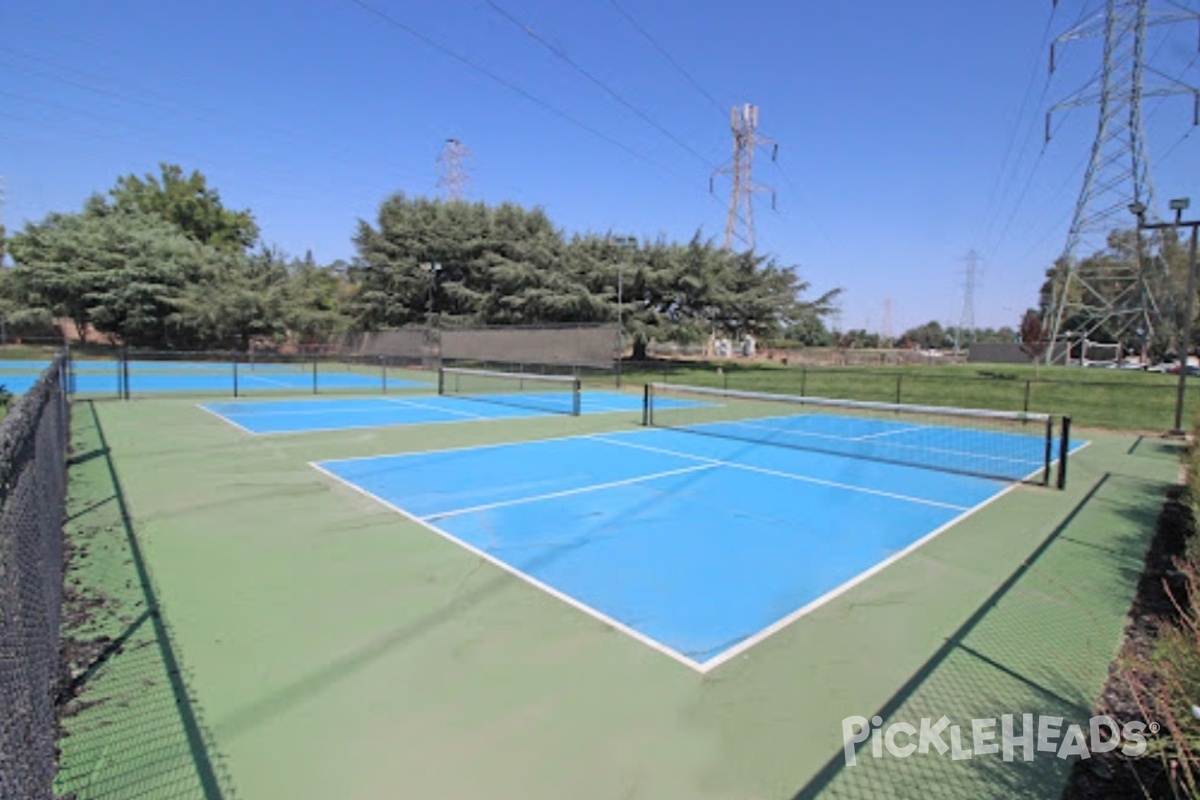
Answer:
[1130,198,1200,436]
[420,262,442,328]
[608,236,636,387]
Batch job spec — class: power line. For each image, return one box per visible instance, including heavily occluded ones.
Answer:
[480,0,718,170]
[604,0,727,118]
[347,0,698,191]
[973,4,1059,247]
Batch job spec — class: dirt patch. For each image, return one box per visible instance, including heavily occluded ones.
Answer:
[1062,484,1192,799]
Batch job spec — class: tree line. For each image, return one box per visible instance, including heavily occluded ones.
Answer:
[1,164,841,356]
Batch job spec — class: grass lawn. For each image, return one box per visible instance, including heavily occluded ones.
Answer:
[616,359,1199,432]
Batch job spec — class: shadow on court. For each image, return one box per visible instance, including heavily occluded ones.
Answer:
[788,469,1166,799]
[54,401,237,800]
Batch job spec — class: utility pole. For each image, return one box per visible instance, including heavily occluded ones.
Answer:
[437,138,471,202]
[1044,0,1200,364]
[711,104,777,252]
[1131,198,1200,435]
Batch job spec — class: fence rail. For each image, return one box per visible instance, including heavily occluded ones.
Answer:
[0,349,69,800]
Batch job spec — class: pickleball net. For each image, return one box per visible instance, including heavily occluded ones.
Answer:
[643,383,1070,487]
[438,366,582,416]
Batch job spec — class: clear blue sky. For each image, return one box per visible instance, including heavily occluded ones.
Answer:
[2,1,1198,335]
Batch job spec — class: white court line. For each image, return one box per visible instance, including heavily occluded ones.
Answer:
[698,477,1026,671]
[382,396,489,420]
[424,463,718,521]
[195,403,258,435]
[237,374,295,388]
[316,430,608,464]
[204,403,408,418]
[854,425,926,441]
[309,461,708,672]
[588,434,971,511]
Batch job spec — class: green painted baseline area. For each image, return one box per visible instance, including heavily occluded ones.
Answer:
[55,395,1181,799]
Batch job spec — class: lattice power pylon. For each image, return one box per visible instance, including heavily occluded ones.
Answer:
[1044,0,1199,362]
[954,250,981,354]
[711,104,777,252]
[437,138,472,202]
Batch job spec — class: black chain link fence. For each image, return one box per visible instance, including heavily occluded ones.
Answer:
[0,350,69,799]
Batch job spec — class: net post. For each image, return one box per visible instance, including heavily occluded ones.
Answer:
[1042,416,1053,486]
[895,374,903,405]
[572,376,582,416]
[642,383,652,426]
[120,347,130,400]
[1056,416,1071,490]
[1023,380,1032,413]
[61,345,71,397]
[233,356,239,398]
[381,355,387,394]
[312,356,318,395]
[437,366,446,396]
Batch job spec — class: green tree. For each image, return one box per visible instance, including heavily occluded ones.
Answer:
[349,194,839,355]
[9,197,210,346]
[284,251,348,345]
[110,163,259,252]
[899,321,952,350]
[176,247,289,350]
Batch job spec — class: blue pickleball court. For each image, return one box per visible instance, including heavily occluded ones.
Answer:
[202,390,658,434]
[313,421,1074,670]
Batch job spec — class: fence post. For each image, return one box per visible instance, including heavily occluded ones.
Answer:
[1023,380,1032,413]
[800,365,807,397]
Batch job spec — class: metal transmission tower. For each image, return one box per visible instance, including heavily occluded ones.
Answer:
[1044,0,1200,362]
[711,104,777,252]
[437,138,472,201]
[955,250,981,354]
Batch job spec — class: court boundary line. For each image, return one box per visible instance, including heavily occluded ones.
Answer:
[201,401,411,417]
[313,429,600,463]
[308,460,709,672]
[697,478,1026,671]
[588,434,972,512]
[196,398,523,436]
[195,403,259,436]
[382,396,489,420]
